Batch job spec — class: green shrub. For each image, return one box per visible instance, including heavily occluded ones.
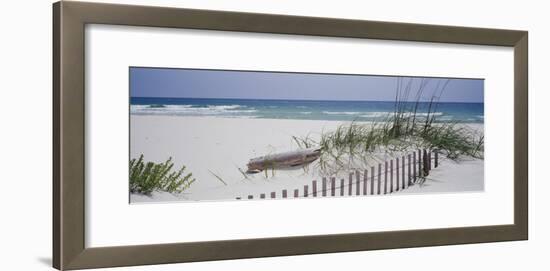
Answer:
[129,155,195,195]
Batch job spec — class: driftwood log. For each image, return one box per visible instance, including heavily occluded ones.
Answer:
[246,148,321,173]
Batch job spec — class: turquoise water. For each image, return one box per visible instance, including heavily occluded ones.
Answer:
[130,97,484,123]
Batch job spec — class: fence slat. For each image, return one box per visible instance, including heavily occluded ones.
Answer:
[418,149,422,178]
[363,170,368,195]
[423,149,429,176]
[340,179,345,196]
[322,177,327,197]
[377,163,382,195]
[407,154,411,186]
[270,192,276,199]
[294,189,299,198]
[413,151,417,183]
[384,161,388,194]
[371,166,375,195]
[428,151,432,170]
[396,158,400,192]
[331,177,336,196]
[348,173,353,196]
[390,160,394,193]
[402,156,405,189]
[356,170,361,195]
[282,190,287,198]
[312,180,317,197]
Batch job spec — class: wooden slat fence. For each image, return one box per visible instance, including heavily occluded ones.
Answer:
[237,149,439,200]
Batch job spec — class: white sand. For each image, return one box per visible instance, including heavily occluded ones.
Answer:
[130,115,484,203]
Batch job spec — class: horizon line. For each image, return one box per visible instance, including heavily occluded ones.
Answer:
[130,96,484,104]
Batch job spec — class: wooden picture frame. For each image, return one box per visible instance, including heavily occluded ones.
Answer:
[53,1,528,270]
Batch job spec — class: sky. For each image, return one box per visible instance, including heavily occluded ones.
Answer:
[130,67,484,103]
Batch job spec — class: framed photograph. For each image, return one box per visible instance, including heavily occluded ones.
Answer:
[53,1,528,270]
[129,68,485,203]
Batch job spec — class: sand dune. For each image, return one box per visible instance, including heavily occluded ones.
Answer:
[130,115,483,203]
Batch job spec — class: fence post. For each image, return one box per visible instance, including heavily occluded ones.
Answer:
[248,195,253,200]
[413,151,417,183]
[384,161,388,194]
[260,193,266,199]
[270,192,276,199]
[348,172,353,196]
[294,189,299,198]
[331,177,336,196]
[396,158,400,192]
[435,151,439,168]
[363,170,368,195]
[282,190,287,198]
[377,163,382,195]
[312,180,317,197]
[402,156,405,189]
[418,149,422,178]
[304,185,309,197]
[340,178,345,196]
[390,159,394,193]
[322,177,327,197]
[428,150,432,170]
[423,149,429,176]
[407,154,411,186]
[371,166,375,195]
[356,170,361,195]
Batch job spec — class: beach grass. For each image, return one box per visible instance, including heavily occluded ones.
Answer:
[129,154,195,195]
[293,78,484,175]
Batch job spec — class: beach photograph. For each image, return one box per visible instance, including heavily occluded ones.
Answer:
[129,67,484,203]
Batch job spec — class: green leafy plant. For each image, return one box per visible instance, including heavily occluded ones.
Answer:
[129,155,195,195]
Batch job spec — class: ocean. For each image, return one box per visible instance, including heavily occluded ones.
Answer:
[130,97,484,123]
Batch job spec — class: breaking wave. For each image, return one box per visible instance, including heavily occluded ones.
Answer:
[131,104,257,116]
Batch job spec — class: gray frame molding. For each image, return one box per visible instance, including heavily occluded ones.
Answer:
[53,1,528,270]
